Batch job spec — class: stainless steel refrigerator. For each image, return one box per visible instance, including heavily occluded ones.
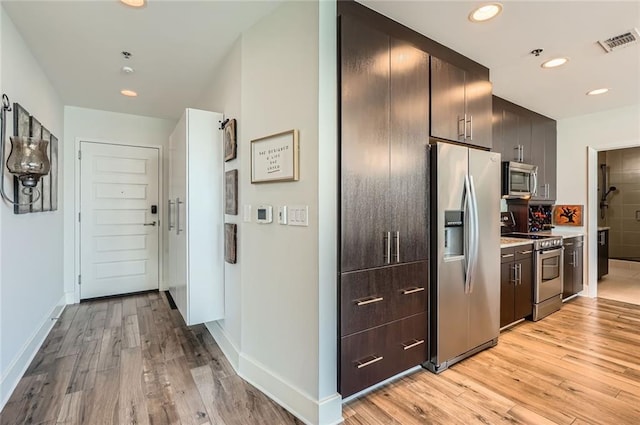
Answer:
[426,142,501,373]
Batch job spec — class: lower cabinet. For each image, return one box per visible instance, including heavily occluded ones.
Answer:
[339,261,428,397]
[500,245,533,328]
[563,236,584,299]
[598,229,609,280]
[340,312,427,397]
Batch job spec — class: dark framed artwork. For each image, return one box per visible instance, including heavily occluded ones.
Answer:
[225,169,238,215]
[50,134,58,211]
[29,116,43,213]
[224,118,237,162]
[41,127,51,211]
[12,103,31,214]
[224,223,237,264]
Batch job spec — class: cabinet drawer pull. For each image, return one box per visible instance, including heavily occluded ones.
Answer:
[402,339,425,350]
[402,287,425,295]
[501,253,514,258]
[356,355,383,369]
[355,296,384,306]
[565,242,573,246]
[519,250,532,255]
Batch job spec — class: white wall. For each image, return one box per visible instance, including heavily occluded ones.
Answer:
[0,7,65,407]
[557,104,640,296]
[196,2,341,424]
[195,38,243,364]
[63,106,175,300]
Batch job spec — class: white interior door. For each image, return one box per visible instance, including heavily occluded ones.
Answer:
[80,142,160,299]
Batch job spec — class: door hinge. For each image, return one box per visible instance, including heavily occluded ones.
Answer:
[78,274,81,285]
[78,150,81,160]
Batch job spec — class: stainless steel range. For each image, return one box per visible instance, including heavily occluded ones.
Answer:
[504,233,564,321]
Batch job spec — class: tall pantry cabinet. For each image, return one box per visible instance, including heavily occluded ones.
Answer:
[339,14,429,397]
[168,108,225,325]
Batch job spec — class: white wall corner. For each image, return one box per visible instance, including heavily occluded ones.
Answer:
[0,295,66,410]
[205,320,240,373]
[238,353,343,425]
[64,291,75,305]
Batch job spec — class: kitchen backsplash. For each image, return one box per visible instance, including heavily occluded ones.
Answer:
[529,204,553,232]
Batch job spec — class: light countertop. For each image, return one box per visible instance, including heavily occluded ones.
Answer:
[500,238,534,249]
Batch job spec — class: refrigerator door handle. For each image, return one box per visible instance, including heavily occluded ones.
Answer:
[463,174,472,294]
[467,175,480,294]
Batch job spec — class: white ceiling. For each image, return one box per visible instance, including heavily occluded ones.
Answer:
[2,0,282,120]
[3,1,639,121]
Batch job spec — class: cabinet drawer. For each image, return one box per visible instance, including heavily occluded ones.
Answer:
[340,262,427,336]
[500,247,515,263]
[340,312,427,397]
[515,245,533,261]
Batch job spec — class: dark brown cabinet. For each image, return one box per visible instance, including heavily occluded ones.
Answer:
[339,13,429,397]
[598,229,609,280]
[563,236,584,299]
[492,96,557,203]
[431,57,492,149]
[340,14,429,273]
[500,245,533,328]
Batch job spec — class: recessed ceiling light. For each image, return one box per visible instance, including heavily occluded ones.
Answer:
[120,89,138,97]
[469,3,503,23]
[541,57,569,69]
[120,0,145,8]
[121,66,135,74]
[587,88,609,96]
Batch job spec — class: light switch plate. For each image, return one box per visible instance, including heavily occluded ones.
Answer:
[288,205,308,226]
[243,205,252,222]
[278,206,287,224]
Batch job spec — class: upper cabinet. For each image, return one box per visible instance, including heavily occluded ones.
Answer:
[340,14,429,273]
[493,96,557,203]
[431,57,492,149]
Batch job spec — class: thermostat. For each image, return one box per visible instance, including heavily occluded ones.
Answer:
[256,205,273,223]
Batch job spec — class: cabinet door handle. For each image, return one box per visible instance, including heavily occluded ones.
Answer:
[355,296,384,306]
[519,250,532,255]
[167,199,175,231]
[565,242,573,246]
[383,232,391,264]
[394,231,400,263]
[502,253,514,259]
[402,339,425,350]
[458,116,466,139]
[511,264,517,284]
[176,198,184,235]
[356,355,383,369]
[402,287,425,295]
[517,263,522,285]
[467,115,473,141]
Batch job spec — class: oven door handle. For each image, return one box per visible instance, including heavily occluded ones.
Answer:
[536,247,564,260]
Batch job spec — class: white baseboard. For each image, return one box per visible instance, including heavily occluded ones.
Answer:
[239,353,343,425]
[205,320,240,372]
[0,295,67,410]
[65,291,75,305]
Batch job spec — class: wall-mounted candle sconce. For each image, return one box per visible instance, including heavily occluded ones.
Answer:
[0,94,51,206]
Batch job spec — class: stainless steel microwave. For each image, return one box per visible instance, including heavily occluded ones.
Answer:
[502,161,538,198]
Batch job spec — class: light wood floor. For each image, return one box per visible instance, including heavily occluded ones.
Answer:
[598,259,640,305]
[3,294,640,424]
[344,297,640,425]
[0,291,301,425]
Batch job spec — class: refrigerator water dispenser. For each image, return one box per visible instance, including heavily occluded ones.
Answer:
[444,210,464,258]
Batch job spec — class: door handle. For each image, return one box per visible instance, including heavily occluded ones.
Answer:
[143,221,157,227]
[168,199,175,231]
[383,232,391,264]
[458,115,466,139]
[394,231,400,263]
[176,198,184,235]
[466,115,473,141]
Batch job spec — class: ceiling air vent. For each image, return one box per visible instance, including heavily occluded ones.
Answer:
[598,28,640,53]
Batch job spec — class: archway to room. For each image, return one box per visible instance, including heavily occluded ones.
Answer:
[589,143,640,306]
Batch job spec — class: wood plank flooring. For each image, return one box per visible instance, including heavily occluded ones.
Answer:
[2,294,640,424]
[344,297,640,425]
[0,291,301,425]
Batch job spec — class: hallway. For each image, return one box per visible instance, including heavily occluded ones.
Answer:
[0,291,300,425]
